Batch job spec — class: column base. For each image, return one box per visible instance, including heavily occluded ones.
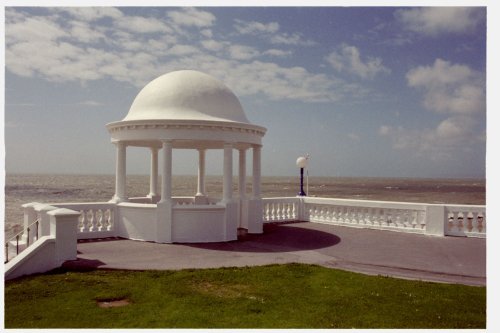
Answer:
[194,194,209,205]
[109,196,127,203]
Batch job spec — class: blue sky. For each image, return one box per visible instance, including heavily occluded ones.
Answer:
[3,4,492,178]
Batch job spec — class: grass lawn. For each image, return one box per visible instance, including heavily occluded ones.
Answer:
[5,264,486,328]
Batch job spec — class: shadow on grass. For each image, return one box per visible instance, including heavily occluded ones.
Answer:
[185,222,341,253]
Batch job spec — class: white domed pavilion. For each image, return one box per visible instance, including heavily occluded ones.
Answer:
[106,70,266,243]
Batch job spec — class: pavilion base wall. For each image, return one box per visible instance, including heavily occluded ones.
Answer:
[247,199,264,234]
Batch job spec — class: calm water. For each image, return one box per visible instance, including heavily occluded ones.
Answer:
[4,174,486,239]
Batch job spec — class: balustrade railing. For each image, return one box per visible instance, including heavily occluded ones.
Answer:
[173,197,219,206]
[262,198,300,222]
[445,205,486,237]
[51,203,116,238]
[304,198,427,233]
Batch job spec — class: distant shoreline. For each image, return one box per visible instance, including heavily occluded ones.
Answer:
[4,172,487,181]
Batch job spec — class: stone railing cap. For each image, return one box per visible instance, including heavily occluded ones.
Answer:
[47,208,81,217]
[34,204,59,212]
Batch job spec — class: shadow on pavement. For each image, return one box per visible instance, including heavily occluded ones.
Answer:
[186,222,341,253]
[61,258,107,271]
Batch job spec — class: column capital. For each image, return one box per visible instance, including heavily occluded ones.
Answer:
[113,141,127,148]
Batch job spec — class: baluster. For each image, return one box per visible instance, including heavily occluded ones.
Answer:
[310,205,315,221]
[318,206,323,222]
[103,209,109,230]
[292,202,297,220]
[471,212,478,233]
[352,208,359,224]
[394,210,401,227]
[362,208,369,225]
[479,212,486,233]
[464,211,473,232]
[16,235,20,255]
[108,209,114,230]
[342,207,348,223]
[419,211,426,230]
[375,209,382,226]
[79,210,87,232]
[86,210,95,232]
[27,227,30,247]
[404,210,411,228]
[325,206,332,223]
[271,203,276,221]
[410,211,418,229]
[286,203,292,220]
[330,207,337,223]
[36,220,39,240]
[282,202,287,220]
[97,209,104,231]
[457,211,464,232]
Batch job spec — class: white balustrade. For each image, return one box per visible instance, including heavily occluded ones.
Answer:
[262,198,300,222]
[304,199,427,234]
[445,205,486,238]
[50,203,116,239]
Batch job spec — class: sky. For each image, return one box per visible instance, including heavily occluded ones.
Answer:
[2,3,494,178]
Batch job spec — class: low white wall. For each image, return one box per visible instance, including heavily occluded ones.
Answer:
[5,208,80,280]
[262,197,486,238]
[172,205,226,242]
[116,203,157,241]
[5,236,57,280]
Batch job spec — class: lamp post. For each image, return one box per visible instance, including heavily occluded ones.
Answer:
[296,156,308,196]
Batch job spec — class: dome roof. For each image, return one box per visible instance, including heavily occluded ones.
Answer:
[123,70,250,123]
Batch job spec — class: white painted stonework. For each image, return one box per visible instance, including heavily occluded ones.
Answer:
[105,70,266,243]
[5,69,486,280]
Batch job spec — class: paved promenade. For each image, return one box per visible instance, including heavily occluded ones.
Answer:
[66,222,486,286]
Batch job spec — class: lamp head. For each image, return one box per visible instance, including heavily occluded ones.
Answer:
[296,156,308,168]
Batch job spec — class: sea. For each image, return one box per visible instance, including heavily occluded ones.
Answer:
[3,174,486,240]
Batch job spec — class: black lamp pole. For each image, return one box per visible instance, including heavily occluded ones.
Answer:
[298,167,306,196]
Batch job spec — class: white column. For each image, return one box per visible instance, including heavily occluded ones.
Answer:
[252,145,261,199]
[148,147,159,199]
[196,149,206,197]
[159,140,173,204]
[239,148,247,199]
[222,143,233,203]
[112,141,127,202]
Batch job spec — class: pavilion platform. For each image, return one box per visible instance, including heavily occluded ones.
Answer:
[64,221,486,286]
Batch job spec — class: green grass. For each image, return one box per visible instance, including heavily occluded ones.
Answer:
[5,264,486,328]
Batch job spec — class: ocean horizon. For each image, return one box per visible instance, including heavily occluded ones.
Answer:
[4,173,486,239]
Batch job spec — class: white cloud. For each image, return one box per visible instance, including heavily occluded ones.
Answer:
[395,7,484,36]
[5,8,357,104]
[69,20,106,43]
[167,7,215,28]
[233,19,315,46]
[168,44,200,56]
[406,58,485,115]
[228,45,260,60]
[378,116,480,159]
[234,19,280,34]
[49,7,124,21]
[201,39,226,52]
[6,15,68,44]
[270,32,315,46]
[380,58,485,160]
[263,49,292,57]
[326,44,390,79]
[115,16,171,34]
